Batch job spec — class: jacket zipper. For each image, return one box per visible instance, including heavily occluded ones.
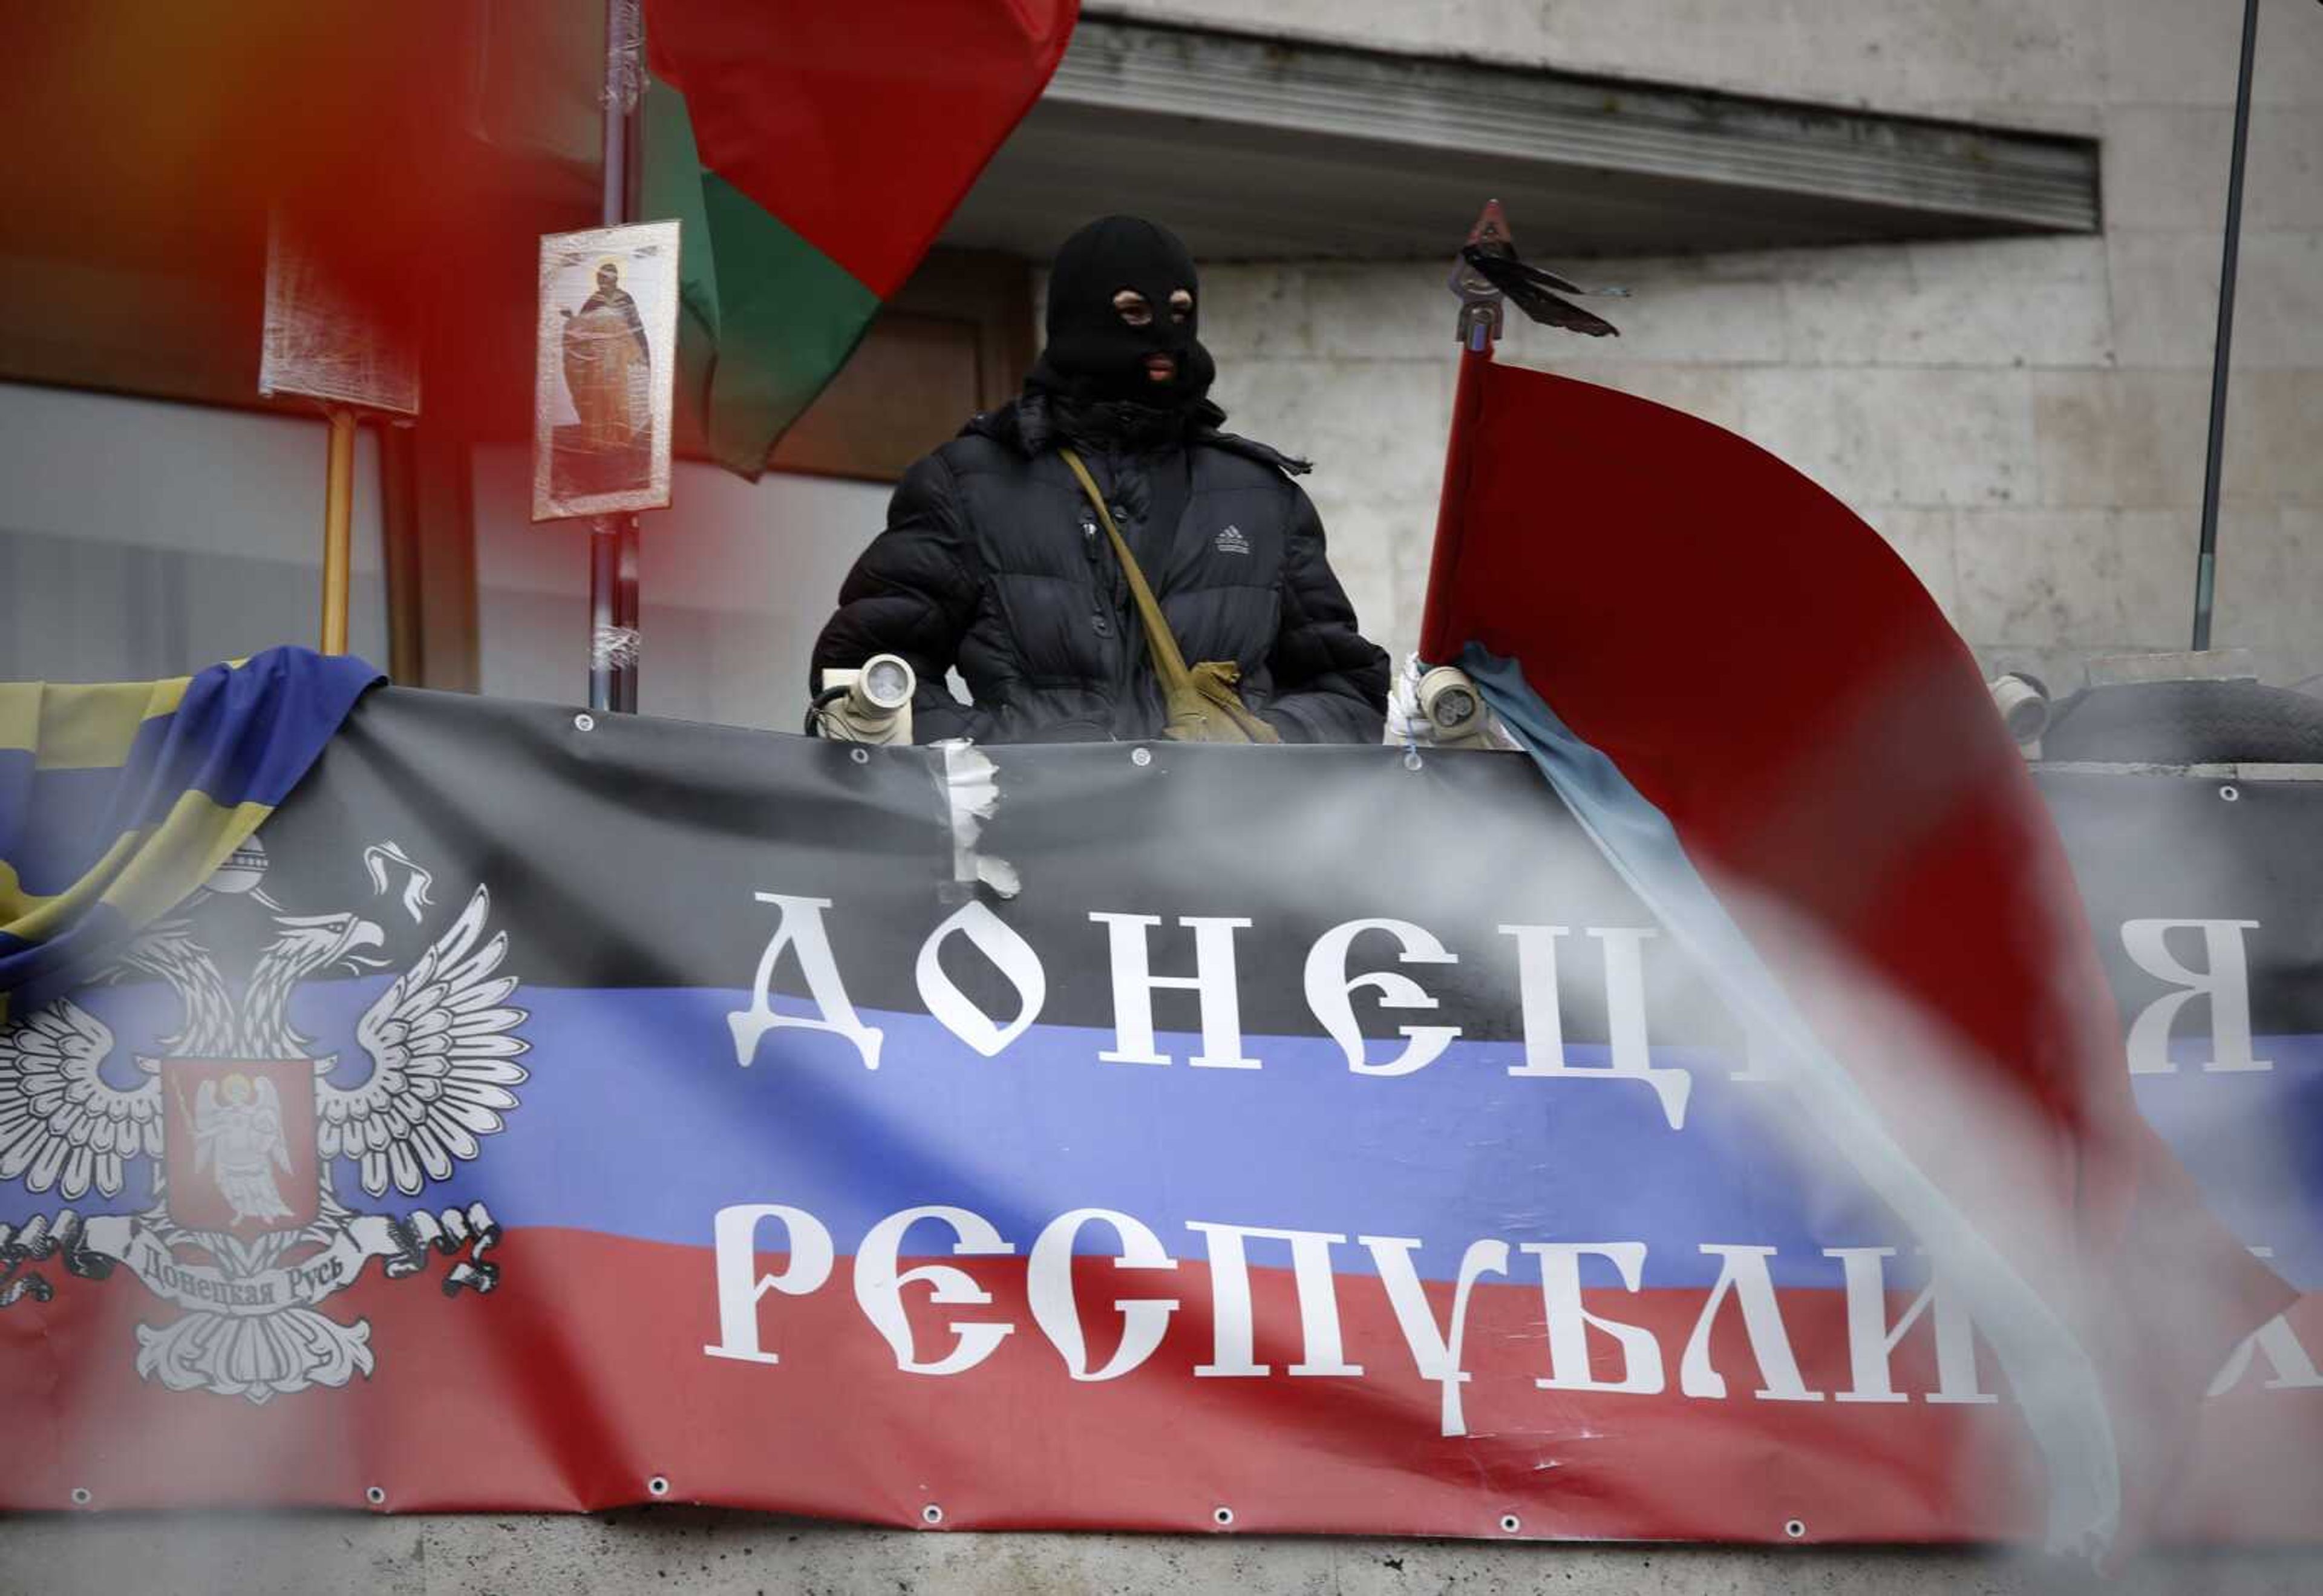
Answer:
[1079,453,1168,736]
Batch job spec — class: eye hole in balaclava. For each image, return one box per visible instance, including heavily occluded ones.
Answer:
[1109,289,1198,329]
[1036,215,1216,408]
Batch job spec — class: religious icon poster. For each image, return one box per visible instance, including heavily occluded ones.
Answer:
[532,221,680,521]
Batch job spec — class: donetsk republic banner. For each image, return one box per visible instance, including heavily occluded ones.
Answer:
[0,685,2315,1540]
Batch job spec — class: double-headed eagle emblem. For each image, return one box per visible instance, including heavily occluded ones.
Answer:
[0,839,528,1401]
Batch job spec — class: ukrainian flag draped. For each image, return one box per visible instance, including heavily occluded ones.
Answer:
[0,648,379,1016]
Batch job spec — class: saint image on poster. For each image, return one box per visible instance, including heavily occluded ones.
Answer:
[534,221,678,520]
[560,261,652,494]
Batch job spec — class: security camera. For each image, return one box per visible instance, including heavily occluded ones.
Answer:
[813,654,917,744]
[1987,672,2049,744]
[1415,665,1497,748]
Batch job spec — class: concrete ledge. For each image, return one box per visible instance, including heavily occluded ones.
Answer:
[4,1512,2319,1596]
[947,17,2102,260]
[2034,761,2323,780]
[2088,649,2263,685]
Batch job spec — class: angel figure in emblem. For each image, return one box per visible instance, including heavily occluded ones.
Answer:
[191,1072,296,1227]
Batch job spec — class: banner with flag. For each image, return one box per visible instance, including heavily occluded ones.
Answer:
[641,0,1080,476]
[0,681,2313,1541]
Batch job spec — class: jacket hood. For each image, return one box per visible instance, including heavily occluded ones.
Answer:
[963,389,1312,477]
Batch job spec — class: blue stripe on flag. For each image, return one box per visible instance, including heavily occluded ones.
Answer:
[13,978,2313,1291]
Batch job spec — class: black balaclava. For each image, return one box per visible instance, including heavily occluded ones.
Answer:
[1028,215,1216,412]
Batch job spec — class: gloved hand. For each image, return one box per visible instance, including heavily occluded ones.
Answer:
[1384,652,1434,746]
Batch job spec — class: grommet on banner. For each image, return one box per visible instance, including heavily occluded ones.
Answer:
[573,712,596,732]
[1403,747,1424,772]
[1498,1514,1521,1534]
[70,1487,91,1507]
[365,1485,387,1508]
[851,747,871,766]
[2220,783,2240,802]
[1131,747,1153,768]
[1212,1505,1235,1529]
[1784,1517,1807,1539]
[921,1503,944,1526]
[646,1475,670,1499]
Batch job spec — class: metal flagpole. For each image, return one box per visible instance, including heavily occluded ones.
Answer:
[613,522,641,713]
[590,0,645,713]
[1419,203,1509,662]
[2191,0,2262,652]
[612,0,645,716]
[588,517,621,709]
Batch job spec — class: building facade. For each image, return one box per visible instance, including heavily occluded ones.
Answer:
[6,1,2315,728]
[1142,0,2322,701]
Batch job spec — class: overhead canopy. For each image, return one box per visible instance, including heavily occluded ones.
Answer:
[944,18,2100,261]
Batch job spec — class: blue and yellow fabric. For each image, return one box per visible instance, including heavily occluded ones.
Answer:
[0,647,380,1019]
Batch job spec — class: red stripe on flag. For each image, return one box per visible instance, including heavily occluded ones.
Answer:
[0,1227,2199,1537]
[9,1229,2313,1535]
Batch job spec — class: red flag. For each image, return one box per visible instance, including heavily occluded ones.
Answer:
[1424,348,2293,1551]
[644,0,1080,473]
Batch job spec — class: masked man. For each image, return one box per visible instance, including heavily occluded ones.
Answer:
[811,215,1389,744]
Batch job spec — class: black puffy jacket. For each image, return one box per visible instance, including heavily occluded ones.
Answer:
[811,392,1390,744]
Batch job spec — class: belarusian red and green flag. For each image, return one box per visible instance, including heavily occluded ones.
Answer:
[642,0,1079,476]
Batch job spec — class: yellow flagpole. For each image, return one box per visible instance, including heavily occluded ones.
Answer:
[319,408,356,655]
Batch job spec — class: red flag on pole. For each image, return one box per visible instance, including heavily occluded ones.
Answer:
[1423,348,2294,1552]
[644,0,1080,474]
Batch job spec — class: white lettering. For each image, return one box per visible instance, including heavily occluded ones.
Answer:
[1500,924,1691,1128]
[2122,919,2270,1074]
[916,898,1047,1058]
[1028,1208,1181,1382]
[729,894,884,1070]
[702,1203,836,1364]
[1523,1240,1664,1394]
[1727,1015,1787,1084]
[2209,1315,2323,1395]
[1361,1234,1510,1434]
[1501,923,1570,1067]
[1187,1221,1363,1376]
[1091,914,1257,1068]
[2209,1250,2321,1395]
[854,1205,1016,1375]
[1304,918,1462,1077]
[1679,1244,1821,1401]
[1825,1247,1995,1404]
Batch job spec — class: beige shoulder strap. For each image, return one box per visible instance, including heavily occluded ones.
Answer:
[1057,446,1193,692]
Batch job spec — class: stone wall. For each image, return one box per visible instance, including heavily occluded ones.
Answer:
[1164,0,2322,693]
